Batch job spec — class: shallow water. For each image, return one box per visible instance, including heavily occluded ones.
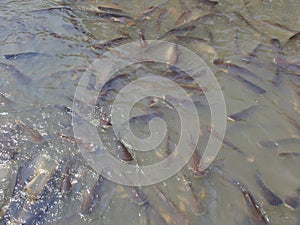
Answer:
[0,0,300,224]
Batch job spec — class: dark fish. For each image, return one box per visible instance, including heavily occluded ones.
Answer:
[4,52,46,60]
[155,9,169,32]
[233,74,266,94]
[189,150,209,177]
[136,2,167,20]
[274,58,300,74]
[60,163,72,194]
[207,125,255,162]
[86,73,96,90]
[258,138,300,149]
[151,186,189,225]
[125,186,148,205]
[213,58,261,80]
[116,140,133,162]
[166,44,178,68]
[32,6,73,13]
[181,173,207,215]
[175,9,192,26]
[288,31,300,42]
[270,38,284,86]
[198,0,219,6]
[232,179,270,225]
[243,43,265,63]
[285,187,300,209]
[138,29,148,48]
[259,20,297,33]
[278,152,300,157]
[95,12,132,20]
[81,175,104,214]
[0,62,31,85]
[15,119,43,142]
[91,36,131,50]
[255,170,283,206]
[175,35,208,43]
[98,5,124,14]
[0,92,14,106]
[129,111,164,124]
[234,12,264,35]
[228,105,259,121]
[159,25,196,39]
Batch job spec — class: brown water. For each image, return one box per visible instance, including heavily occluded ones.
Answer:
[0,0,300,224]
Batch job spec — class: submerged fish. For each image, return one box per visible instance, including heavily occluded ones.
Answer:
[125,186,148,206]
[81,175,105,214]
[0,62,31,85]
[4,52,46,60]
[91,36,131,50]
[116,140,133,162]
[258,138,300,149]
[213,58,261,80]
[232,179,270,225]
[136,2,167,21]
[175,9,192,26]
[228,105,259,121]
[15,119,43,142]
[255,170,283,206]
[159,25,196,39]
[155,9,169,32]
[285,187,300,210]
[180,173,207,215]
[233,74,266,94]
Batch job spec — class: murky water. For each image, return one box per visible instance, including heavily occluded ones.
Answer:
[0,0,300,224]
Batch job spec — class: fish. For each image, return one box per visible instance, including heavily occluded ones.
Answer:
[270,38,284,86]
[287,31,300,42]
[233,12,264,35]
[138,29,148,48]
[175,35,208,43]
[198,0,219,7]
[159,25,196,39]
[278,152,300,157]
[86,73,96,90]
[233,74,266,94]
[97,5,125,14]
[81,175,105,214]
[59,163,72,194]
[136,2,167,21]
[285,187,300,210]
[243,43,265,63]
[213,58,262,80]
[90,36,131,50]
[4,52,46,60]
[116,140,133,162]
[180,173,207,215]
[165,44,178,68]
[255,170,283,206]
[15,119,43,142]
[150,186,189,225]
[274,58,300,74]
[155,9,169,32]
[125,186,148,206]
[23,157,58,199]
[207,125,255,162]
[189,150,209,178]
[0,62,31,85]
[232,179,270,225]
[228,105,259,121]
[258,20,298,33]
[175,9,192,26]
[0,92,14,106]
[258,138,300,149]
